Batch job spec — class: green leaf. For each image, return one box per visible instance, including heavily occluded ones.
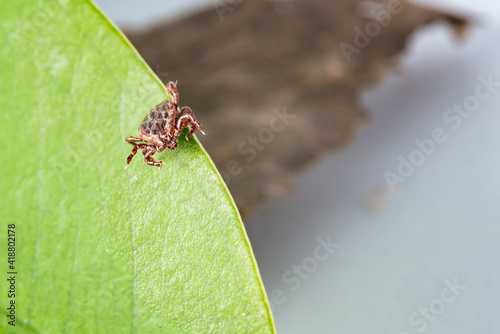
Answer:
[0,0,275,333]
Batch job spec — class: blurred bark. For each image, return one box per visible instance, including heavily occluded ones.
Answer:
[125,0,468,218]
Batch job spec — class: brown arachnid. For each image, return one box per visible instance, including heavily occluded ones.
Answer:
[125,81,205,168]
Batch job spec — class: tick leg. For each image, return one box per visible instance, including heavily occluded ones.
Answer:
[166,81,179,107]
[143,146,164,169]
[125,143,149,168]
[175,106,205,140]
[125,136,144,146]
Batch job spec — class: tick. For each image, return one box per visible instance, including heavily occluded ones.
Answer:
[125,81,205,168]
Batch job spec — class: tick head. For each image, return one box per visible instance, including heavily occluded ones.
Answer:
[167,140,178,150]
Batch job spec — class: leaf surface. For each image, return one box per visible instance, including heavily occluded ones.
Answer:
[0,1,275,333]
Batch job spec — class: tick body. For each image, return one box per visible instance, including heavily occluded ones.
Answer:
[125,81,205,168]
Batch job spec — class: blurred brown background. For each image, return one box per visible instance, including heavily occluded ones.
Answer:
[124,0,466,217]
